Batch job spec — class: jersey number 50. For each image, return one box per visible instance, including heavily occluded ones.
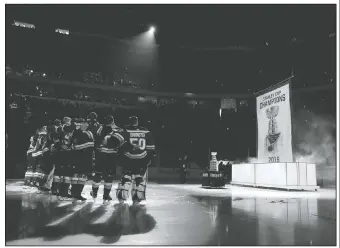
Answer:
[129,138,146,150]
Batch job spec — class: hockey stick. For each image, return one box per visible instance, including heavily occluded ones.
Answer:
[44,165,55,190]
[144,166,148,201]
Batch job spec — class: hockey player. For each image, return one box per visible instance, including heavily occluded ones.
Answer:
[91,115,124,202]
[87,112,101,137]
[31,126,55,191]
[24,129,39,186]
[116,116,156,205]
[71,118,95,201]
[50,120,63,196]
[86,112,101,179]
[57,117,76,198]
[53,119,62,133]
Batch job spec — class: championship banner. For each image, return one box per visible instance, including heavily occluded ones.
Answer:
[256,79,293,163]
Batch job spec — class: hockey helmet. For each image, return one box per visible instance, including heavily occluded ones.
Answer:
[53,119,62,127]
[63,117,72,126]
[129,116,139,126]
[87,112,97,122]
[104,115,114,125]
[62,122,75,133]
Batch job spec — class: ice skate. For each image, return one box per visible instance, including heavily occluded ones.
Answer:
[51,190,59,196]
[38,185,51,194]
[103,195,112,204]
[33,181,39,188]
[71,185,86,202]
[59,192,74,201]
[60,195,73,201]
[90,190,97,200]
[102,187,113,204]
[29,180,37,188]
[132,194,143,206]
[74,194,87,202]
[51,181,60,196]
[71,184,87,202]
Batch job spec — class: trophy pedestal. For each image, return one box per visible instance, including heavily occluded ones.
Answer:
[231,162,319,191]
[201,171,226,188]
[201,152,226,188]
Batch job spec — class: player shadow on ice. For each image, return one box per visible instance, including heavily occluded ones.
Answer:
[40,201,156,244]
[6,192,156,244]
[87,203,156,244]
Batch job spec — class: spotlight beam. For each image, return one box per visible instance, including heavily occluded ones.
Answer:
[149,26,155,33]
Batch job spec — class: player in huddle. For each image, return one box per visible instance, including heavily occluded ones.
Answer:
[86,112,101,138]
[24,128,40,187]
[116,116,155,205]
[31,126,56,191]
[54,117,76,198]
[71,118,95,201]
[91,115,125,202]
[21,113,157,204]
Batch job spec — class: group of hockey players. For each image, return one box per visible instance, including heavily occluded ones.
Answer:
[23,112,155,205]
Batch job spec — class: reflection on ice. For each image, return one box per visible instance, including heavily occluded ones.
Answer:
[193,189,336,246]
[6,182,336,246]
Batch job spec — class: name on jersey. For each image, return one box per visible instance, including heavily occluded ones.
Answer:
[130,133,145,138]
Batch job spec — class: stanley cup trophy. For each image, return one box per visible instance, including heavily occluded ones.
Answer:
[209,152,218,172]
[201,152,226,188]
[265,106,281,152]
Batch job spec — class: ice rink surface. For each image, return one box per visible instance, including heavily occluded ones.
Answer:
[6,181,337,245]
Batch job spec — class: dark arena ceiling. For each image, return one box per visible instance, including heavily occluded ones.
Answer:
[5,4,336,94]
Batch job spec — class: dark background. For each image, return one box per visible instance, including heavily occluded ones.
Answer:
[6,4,336,92]
[5,4,337,179]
